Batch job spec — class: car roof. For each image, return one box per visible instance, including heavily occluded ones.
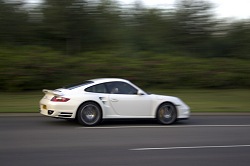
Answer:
[88,78,129,84]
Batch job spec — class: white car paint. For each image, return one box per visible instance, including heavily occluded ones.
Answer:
[40,78,190,125]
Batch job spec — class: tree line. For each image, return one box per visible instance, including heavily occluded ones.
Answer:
[0,0,250,91]
[1,0,250,58]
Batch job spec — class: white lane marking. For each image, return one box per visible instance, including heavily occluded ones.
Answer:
[78,124,250,129]
[130,145,250,151]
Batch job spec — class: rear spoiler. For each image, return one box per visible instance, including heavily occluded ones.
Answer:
[42,89,64,96]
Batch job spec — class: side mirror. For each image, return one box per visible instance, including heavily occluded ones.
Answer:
[137,90,145,95]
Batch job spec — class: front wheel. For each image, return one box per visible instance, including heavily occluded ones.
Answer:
[77,102,102,126]
[156,102,177,125]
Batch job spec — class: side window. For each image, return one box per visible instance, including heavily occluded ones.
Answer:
[85,83,108,93]
[106,82,138,95]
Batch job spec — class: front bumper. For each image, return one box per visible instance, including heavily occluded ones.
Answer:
[176,105,190,119]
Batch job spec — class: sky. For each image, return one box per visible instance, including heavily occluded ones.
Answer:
[118,0,250,20]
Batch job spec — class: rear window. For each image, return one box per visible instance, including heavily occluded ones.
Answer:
[85,83,108,93]
[62,81,93,90]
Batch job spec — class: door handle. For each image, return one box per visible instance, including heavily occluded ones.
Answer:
[111,98,118,102]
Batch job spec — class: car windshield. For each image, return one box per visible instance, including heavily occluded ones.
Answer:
[62,81,93,90]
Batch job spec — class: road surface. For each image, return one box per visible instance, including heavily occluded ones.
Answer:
[1,115,250,166]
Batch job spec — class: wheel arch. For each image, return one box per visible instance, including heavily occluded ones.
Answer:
[155,101,178,118]
[76,100,103,117]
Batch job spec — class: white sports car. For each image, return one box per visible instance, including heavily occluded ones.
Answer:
[40,78,190,126]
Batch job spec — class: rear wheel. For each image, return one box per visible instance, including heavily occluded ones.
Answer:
[77,102,102,126]
[156,102,177,125]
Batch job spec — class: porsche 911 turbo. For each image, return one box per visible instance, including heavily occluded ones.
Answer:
[40,78,190,126]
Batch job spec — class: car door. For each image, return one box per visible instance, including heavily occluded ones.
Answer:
[106,82,152,117]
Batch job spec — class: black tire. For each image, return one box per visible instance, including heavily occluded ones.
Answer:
[156,102,177,125]
[77,102,102,126]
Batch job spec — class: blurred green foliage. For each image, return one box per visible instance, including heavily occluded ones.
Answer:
[0,46,249,91]
[0,0,250,91]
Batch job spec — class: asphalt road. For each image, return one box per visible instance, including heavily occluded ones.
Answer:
[1,115,250,166]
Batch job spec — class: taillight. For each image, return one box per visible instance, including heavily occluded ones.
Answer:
[51,96,70,102]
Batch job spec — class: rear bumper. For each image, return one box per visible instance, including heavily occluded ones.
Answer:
[39,96,80,119]
[40,109,74,118]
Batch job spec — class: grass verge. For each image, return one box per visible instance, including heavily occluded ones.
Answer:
[0,89,249,113]
[149,89,250,113]
[0,91,43,113]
